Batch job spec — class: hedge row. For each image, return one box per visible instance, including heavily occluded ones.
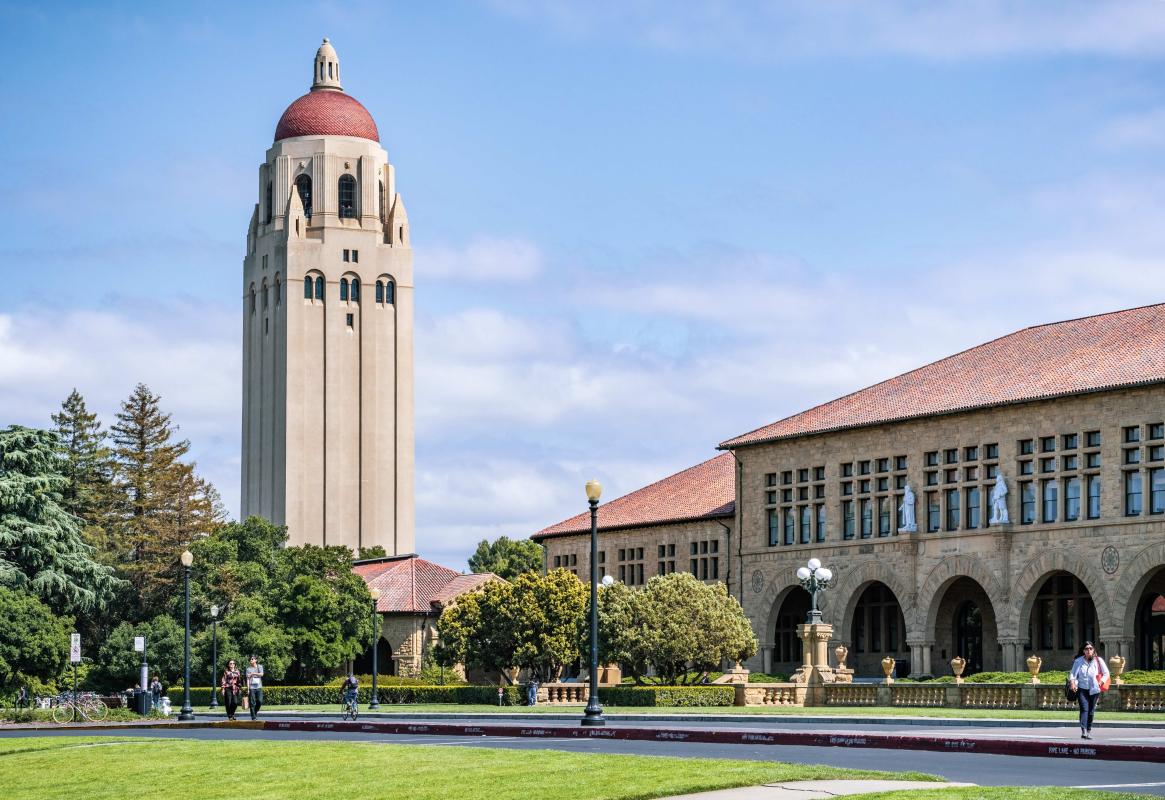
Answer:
[598,686,734,707]
[171,685,524,707]
[168,684,735,707]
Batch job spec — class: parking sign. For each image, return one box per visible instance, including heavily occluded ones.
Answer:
[70,633,81,664]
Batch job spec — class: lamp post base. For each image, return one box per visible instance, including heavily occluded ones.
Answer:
[581,702,606,727]
[178,708,195,721]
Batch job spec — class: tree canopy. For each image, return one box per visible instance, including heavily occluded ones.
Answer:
[0,586,72,693]
[597,572,758,684]
[467,535,542,580]
[0,425,120,615]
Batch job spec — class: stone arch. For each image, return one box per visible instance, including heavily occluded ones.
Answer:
[919,555,1005,640]
[1118,541,1165,635]
[1011,550,1117,643]
[829,560,917,643]
[757,577,804,644]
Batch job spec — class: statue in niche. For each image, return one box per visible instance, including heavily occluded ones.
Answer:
[898,483,918,532]
[990,473,1010,525]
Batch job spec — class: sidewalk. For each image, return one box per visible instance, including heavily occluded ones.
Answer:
[662,780,973,799]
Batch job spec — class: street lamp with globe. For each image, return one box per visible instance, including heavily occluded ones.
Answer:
[582,478,606,727]
[178,549,195,721]
[209,604,220,709]
[796,558,833,624]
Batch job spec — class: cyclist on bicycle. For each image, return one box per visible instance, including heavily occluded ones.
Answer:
[341,674,359,710]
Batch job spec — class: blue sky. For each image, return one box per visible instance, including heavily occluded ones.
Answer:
[2,1,1165,567]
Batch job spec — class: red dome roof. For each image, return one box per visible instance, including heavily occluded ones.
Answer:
[274,90,379,142]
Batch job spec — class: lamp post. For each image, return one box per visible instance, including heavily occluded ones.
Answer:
[795,557,833,624]
[178,549,194,721]
[582,478,605,727]
[208,604,220,709]
[369,587,381,710]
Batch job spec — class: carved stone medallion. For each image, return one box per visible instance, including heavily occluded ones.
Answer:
[751,570,765,593]
[1101,546,1119,575]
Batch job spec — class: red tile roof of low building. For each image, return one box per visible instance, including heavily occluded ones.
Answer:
[532,453,736,541]
[720,302,1165,449]
[353,555,498,613]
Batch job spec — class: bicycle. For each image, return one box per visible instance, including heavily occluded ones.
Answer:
[52,694,109,724]
[341,694,359,721]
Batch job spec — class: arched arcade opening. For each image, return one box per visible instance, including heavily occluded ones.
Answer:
[928,576,1000,675]
[1134,566,1165,670]
[1026,571,1098,670]
[850,582,909,677]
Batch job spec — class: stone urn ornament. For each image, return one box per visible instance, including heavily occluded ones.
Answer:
[881,656,896,685]
[1026,654,1042,684]
[950,656,966,685]
[835,645,849,670]
[1108,655,1126,686]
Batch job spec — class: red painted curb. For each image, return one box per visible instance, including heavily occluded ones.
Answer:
[261,719,1165,763]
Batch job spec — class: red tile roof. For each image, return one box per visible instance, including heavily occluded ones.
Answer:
[275,90,380,142]
[532,453,736,541]
[721,303,1165,449]
[353,556,497,613]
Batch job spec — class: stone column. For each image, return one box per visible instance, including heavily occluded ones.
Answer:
[999,638,1024,673]
[761,644,774,675]
[1106,638,1134,661]
[907,641,925,675]
[921,641,933,677]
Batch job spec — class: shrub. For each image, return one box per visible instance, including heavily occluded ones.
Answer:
[598,686,734,707]
[747,672,789,683]
[1118,670,1165,684]
[170,684,524,707]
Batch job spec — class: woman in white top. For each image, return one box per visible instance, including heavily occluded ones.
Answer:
[1068,641,1110,739]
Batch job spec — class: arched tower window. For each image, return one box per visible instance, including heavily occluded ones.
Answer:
[375,280,384,304]
[274,275,282,305]
[350,278,360,303]
[379,179,385,222]
[314,275,324,300]
[264,181,273,224]
[340,277,349,302]
[249,284,256,313]
[303,276,312,299]
[295,174,313,219]
[338,175,357,218]
[385,278,395,305]
[262,280,269,309]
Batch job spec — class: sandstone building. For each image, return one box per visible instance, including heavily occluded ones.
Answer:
[535,303,1165,677]
[241,40,415,554]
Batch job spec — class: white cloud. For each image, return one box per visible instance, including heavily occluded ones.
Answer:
[1100,108,1165,148]
[486,0,1165,60]
[419,236,544,282]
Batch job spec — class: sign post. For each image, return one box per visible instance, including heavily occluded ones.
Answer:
[70,633,81,723]
[134,636,147,714]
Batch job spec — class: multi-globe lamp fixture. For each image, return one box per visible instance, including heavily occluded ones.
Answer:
[795,558,833,624]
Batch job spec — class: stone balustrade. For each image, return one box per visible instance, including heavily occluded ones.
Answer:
[891,685,946,707]
[962,685,1022,709]
[824,684,878,706]
[1120,685,1165,712]
[734,683,801,706]
[538,683,587,704]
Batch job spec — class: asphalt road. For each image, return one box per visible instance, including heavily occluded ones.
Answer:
[3,725,1162,796]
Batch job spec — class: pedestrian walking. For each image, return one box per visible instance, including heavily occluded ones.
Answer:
[246,655,265,720]
[149,675,163,711]
[220,659,243,721]
[526,679,538,706]
[1069,641,1110,739]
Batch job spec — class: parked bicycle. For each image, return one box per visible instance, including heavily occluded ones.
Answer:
[52,693,109,723]
[341,694,359,721]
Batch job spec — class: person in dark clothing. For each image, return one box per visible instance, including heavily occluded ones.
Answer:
[149,676,163,711]
[220,659,243,721]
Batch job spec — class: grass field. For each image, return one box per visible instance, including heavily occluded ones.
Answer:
[218,703,1165,721]
[0,736,934,800]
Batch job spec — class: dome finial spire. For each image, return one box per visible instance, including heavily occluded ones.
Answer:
[312,37,342,92]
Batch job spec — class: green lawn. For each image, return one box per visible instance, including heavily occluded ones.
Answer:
[862,789,1155,800]
[0,737,935,800]
[225,703,1165,722]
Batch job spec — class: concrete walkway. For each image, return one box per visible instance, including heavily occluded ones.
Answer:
[662,780,974,799]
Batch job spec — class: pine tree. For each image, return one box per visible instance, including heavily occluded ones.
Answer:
[50,389,115,553]
[0,425,119,615]
[110,383,223,616]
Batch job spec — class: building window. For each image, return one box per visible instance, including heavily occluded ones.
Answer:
[768,509,779,546]
[1151,468,1165,515]
[351,249,359,263]
[1125,448,1141,465]
[1151,423,1165,440]
[766,473,777,487]
[249,285,256,313]
[1063,454,1078,471]
[799,506,811,544]
[1086,452,1101,468]
[1019,439,1034,455]
[340,277,349,301]
[1041,436,1056,453]
[264,180,272,224]
[1125,425,1141,443]
[345,313,354,327]
[966,486,980,529]
[842,463,854,477]
[859,460,871,475]
[274,278,281,305]
[315,275,324,300]
[1086,430,1101,447]
[1062,433,1078,450]
[376,281,384,304]
[303,276,313,299]
[1086,475,1101,519]
[842,501,854,539]
[1021,481,1036,524]
[350,278,360,303]
[262,281,269,309]
[1042,479,1058,523]
[295,174,312,218]
[1064,477,1081,522]
[927,492,940,532]
[385,279,395,305]
[985,443,999,459]
[815,504,826,543]
[945,449,958,464]
[783,508,794,545]
[945,489,960,531]
[964,446,978,461]
[338,175,357,218]
[877,497,890,536]
[925,451,939,467]
[860,499,872,538]
[1019,460,1033,476]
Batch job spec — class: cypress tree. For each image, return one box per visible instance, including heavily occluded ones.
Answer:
[50,389,115,553]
